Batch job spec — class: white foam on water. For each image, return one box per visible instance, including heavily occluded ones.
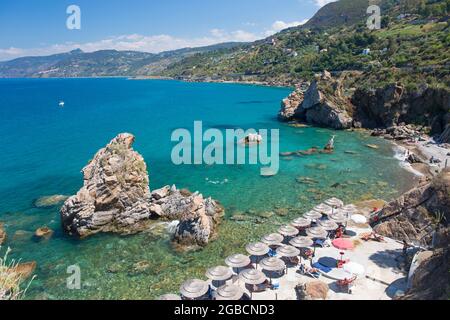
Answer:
[166,220,180,235]
[392,145,424,177]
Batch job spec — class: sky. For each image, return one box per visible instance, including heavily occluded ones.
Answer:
[0,0,338,61]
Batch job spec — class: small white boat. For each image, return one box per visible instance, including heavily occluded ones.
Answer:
[59,101,65,107]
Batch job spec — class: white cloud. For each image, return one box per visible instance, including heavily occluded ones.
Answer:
[0,20,309,61]
[314,0,338,7]
[264,20,309,36]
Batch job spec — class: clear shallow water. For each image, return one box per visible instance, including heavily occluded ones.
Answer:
[0,78,415,299]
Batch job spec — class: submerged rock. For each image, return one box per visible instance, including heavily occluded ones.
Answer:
[35,227,53,240]
[34,195,69,208]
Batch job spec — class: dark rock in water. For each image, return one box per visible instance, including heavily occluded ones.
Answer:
[0,222,6,245]
[129,261,151,275]
[407,153,423,164]
[61,133,224,248]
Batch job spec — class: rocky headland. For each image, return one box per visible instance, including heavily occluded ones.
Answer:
[60,133,224,248]
[279,71,450,144]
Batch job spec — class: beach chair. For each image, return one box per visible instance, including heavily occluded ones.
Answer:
[312,262,332,274]
[314,239,326,248]
[336,276,357,294]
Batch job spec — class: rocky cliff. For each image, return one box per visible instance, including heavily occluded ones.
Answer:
[279,71,450,139]
[61,133,223,247]
[372,169,450,245]
[279,71,354,129]
[371,169,450,300]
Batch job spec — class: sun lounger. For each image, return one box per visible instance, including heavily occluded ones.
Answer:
[336,276,357,294]
[312,262,332,273]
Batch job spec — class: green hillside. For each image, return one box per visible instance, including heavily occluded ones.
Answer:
[161,0,450,90]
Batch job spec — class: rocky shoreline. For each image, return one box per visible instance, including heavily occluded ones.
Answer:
[277,71,449,299]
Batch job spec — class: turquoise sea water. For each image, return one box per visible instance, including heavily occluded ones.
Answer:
[0,78,415,299]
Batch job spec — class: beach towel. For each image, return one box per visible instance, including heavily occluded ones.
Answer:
[312,262,332,273]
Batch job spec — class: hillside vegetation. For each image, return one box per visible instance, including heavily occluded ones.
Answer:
[161,0,449,90]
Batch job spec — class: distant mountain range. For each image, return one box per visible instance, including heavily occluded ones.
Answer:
[0,43,245,78]
[0,0,448,84]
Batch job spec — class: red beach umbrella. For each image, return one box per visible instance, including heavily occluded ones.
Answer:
[332,238,354,250]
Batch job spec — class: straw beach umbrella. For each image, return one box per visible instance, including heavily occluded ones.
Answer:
[313,203,333,216]
[225,254,251,269]
[180,279,209,300]
[291,217,311,229]
[158,294,181,300]
[329,212,348,225]
[246,242,270,256]
[261,233,284,246]
[276,245,300,258]
[342,204,359,215]
[246,242,270,268]
[278,225,299,237]
[215,284,244,301]
[289,236,314,248]
[303,210,322,221]
[239,269,267,285]
[206,266,233,282]
[305,226,328,239]
[325,197,344,208]
[239,269,267,300]
[260,257,286,272]
[318,219,338,231]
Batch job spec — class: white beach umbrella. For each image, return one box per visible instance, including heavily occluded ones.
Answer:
[351,214,367,224]
[343,262,365,276]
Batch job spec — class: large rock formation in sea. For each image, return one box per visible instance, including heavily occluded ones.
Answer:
[278,90,304,121]
[149,186,224,247]
[278,71,353,129]
[60,133,223,247]
[279,71,450,139]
